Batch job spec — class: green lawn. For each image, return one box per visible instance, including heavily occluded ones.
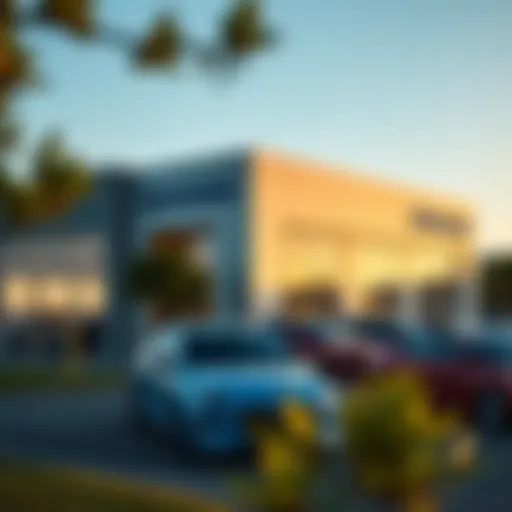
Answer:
[0,365,127,394]
[0,459,229,512]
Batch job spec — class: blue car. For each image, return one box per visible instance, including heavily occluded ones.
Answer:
[129,322,343,454]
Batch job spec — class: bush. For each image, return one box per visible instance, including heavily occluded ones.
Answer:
[344,370,477,511]
[236,401,321,512]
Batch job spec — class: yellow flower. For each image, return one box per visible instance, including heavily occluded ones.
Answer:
[257,433,298,477]
[407,398,430,429]
[281,401,316,442]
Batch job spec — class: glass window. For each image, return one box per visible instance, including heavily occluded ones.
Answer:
[184,329,288,365]
[456,343,512,367]
[274,320,353,347]
[353,320,405,345]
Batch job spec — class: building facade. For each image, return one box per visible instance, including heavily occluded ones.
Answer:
[249,150,476,324]
[0,148,477,358]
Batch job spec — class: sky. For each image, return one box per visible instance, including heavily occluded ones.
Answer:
[16,0,512,251]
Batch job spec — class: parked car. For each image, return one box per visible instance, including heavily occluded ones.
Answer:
[271,318,405,382]
[345,320,461,373]
[479,322,512,345]
[350,327,512,431]
[412,337,512,431]
[129,322,343,455]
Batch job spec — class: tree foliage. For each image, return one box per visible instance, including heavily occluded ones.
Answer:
[1,133,91,230]
[39,0,95,37]
[223,0,271,54]
[482,255,512,318]
[0,0,274,231]
[344,371,476,508]
[129,251,212,321]
[237,401,321,512]
[135,15,181,70]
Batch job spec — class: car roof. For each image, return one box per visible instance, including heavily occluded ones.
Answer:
[157,319,273,341]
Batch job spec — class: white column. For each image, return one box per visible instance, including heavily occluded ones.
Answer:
[397,283,421,328]
[455,273,480,336]
[252,292,282,322]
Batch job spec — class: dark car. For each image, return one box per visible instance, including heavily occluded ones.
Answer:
[352,327,512,431]
[278,317,512,430]
[270,318,395,382]
[414,338,512,431]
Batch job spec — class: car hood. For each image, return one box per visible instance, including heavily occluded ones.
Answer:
[169,363,329,404]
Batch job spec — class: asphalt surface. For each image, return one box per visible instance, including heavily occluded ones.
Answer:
[0,391,242,508]
[0,391,512,511]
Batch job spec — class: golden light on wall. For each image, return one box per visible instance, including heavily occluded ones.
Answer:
[3,275,32,315]
[411,252,450,282]
[42,279,68,311]
[1,275,107,317]
[358,247,400,287]
[70,278,107,315]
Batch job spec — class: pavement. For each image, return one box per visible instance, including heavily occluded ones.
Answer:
[0,391,243,508]
[0,391,512,511]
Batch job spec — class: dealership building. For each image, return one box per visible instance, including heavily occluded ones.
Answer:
[0,148,477,357]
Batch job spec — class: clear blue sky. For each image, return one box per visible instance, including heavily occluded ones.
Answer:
[17,0,512,250]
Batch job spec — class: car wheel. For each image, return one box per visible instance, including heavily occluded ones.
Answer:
[474,391,508,434]
[164,397,204,463]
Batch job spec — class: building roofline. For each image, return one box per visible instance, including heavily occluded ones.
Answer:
[93,144,473,212]
[252,145,474,213]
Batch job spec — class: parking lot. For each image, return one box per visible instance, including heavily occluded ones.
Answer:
[0,391,238,507]
[0,390,512,511]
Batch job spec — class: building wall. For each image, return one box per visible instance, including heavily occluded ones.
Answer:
[249,149,476,318]
[135,151,250,321]
[0,172,137,360]
[0,153,251,359]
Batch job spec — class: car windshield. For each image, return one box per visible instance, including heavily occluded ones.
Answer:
[353,320,405,345]
[184,329,288,365]
[478,327,512,346]
[455,342,512,367]
[317,321,355,346]
[352,321,459,359]
[275,320,352,346]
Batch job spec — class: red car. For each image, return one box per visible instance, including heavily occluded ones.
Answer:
[271,319,397,382]
[413,340,512,431]
[337,324,512,432]
[275,319,512,430]
[327,321,512,431]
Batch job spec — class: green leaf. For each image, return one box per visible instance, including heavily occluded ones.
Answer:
[2,182,41,229]
[0,0,16,25]
[135,15,181,69]
[222,0,271,55]
[39,0,95,37]
[0,117,18,150]
[0,30,34,92]
[128,250,210,318]
[32,133,92,216]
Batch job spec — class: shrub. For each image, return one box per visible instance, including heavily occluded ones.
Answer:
[344,370,477,511]
[237,401,321,512]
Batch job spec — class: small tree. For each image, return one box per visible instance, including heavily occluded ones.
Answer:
[344,370,478,512]
[1,133,92,231]
[129,251,212,325]
[482,255,512,319]
[0,1,276,362]
[1,0,275,230]
[236,401,321,512]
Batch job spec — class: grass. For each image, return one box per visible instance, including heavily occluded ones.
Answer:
[0,459,229,512]
[0,364,127,395]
